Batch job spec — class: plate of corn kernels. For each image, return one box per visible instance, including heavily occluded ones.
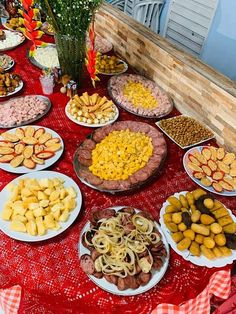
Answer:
[108,74,173,118]
[160,188,236,268]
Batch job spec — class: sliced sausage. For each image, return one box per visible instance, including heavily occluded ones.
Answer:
[137,272,152,285]
[119,207,135,215]
[78,155,92,167]
[80,254,95,275]
[82,139,96,150]
[91,249,101,261]
[78,148,92,160]
[93,272,103,279]
[104,275,118,285]
[117,278,127,291]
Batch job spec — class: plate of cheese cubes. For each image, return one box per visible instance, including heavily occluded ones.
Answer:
[0,171,82,242]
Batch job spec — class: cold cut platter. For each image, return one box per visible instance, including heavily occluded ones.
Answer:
[108,74,173,119]
[73,121,167,193]
[0,125,64,173]
[79,206,169,296]
[0,95,51,128]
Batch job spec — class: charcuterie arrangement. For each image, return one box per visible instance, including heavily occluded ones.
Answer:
[0,21,235,300]
[80,206,169,294]
[108,74,173,118]
[75,121,167,192]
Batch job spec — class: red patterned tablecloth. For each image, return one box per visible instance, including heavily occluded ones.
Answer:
[0,35,235,314]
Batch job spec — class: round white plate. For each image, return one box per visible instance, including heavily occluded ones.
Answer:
[98,59,128,76]
[183,146,236,196]
[65,103,119,128]
[0,125,64,174]
[0,30,25,52]
[0,80,23,98]
[0,54,15,71]
[0,171,82,242]
[159,191,236,268]
[79,206,170,296]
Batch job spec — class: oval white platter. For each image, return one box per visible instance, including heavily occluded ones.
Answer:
[79,206,170,296]
[98,59,128,76]
[0,171,82,242]
[0,125,64,174]
[0,54,15,71]
[0,29,25,52]
[0,95,51,129]
[159,191,236,268]
[65,102,119,128]
[0,80,23,98]
[183,146,236,197]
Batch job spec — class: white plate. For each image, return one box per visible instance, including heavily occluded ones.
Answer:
[156,115,215,149]
[159,191,236,268]
[0,95,51,129]
[65,102,119,128]
[79,206,170,296]
[183,146,236,196]
[98,59,128,76]
[0,54,15,71]
[0,80,23,98]
[0,29,25,52]
[0,125,64,174]
[0,171,82,242]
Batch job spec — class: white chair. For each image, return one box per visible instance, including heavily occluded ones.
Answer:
[108,0,125,10]
[133,0,164,33]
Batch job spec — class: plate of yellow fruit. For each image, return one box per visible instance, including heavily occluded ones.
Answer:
[0,171,82,242]
[108,74,173,118]
[97,55,128,75]
[160,188,236,267]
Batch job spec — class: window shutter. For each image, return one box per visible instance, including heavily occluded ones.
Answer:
[164,0,218,57]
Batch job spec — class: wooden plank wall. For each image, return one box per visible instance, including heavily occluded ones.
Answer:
[95,4,236,153]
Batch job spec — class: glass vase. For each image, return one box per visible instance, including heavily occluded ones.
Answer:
[54,33,86,84]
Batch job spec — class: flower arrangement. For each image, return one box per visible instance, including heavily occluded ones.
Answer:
[18,0,46,56]
[38,0,103,83]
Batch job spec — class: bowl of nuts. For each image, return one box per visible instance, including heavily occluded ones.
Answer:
[156,115,214,149]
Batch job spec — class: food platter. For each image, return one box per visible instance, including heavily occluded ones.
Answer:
[0,125,64,174]
[183,146,236,196]
[73,121,167,194]
[0,79,23,98]
[159,191,236,268]
[1,17,23,31]
[79,206,170,296]
[0,54,15,71]
[86,35,113,54]
[0,30,25,52]
[156,116,215,149]
[107,74,173,119]
[98,59,128,76]
[0,171,82,242]
[27,44,59,70]
[0,95,51,128]
[65,102,119,128]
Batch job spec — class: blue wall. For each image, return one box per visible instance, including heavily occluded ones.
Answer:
[159,0,236,80]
